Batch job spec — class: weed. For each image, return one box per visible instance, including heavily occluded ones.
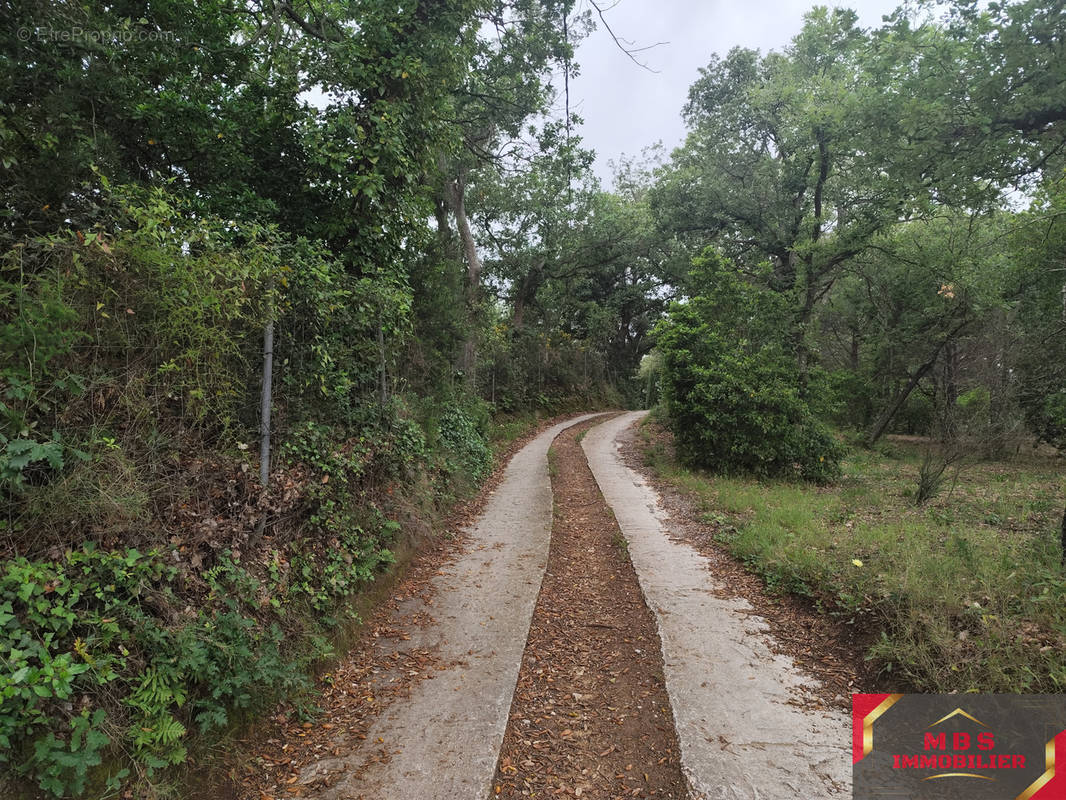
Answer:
[915,443,965,505]
[0,545,313,796]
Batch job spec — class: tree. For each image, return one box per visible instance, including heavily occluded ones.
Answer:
[430,0,582,385]
[472,142,678,405]
[1009,178,1066,451]
[818,212,1013,445]
[652,9,918,389]
[2,2,633,793]
[862,0,1066,205]
[655,250,844,480]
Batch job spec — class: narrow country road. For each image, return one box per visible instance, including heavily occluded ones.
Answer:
[291,413,603,799]
[490,418,688,798]
[245,412,849,800]
[582,412,850,799]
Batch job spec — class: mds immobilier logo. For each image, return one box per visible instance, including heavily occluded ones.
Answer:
[853,694,1066,799]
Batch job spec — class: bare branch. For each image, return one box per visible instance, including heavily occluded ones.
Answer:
[587,0,667,73]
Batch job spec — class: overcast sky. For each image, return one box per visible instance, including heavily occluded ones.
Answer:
[570,0,903,184]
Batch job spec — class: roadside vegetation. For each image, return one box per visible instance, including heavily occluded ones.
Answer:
[639,419,1066,692]
[4,0,1066,796]
[638,0,1066,694]
[0,2,649,797]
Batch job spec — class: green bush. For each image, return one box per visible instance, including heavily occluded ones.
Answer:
[0,175,500,794]
[279,412,421,613]
[0,545,309,797]
[0,171,504,797]
[1042,389,1066,449]
[660,341,844,481]
[656,251,844,482]
[436,402,492,483]
[0,181,284,513]
[892,389,936,436]
[824,369,876,429]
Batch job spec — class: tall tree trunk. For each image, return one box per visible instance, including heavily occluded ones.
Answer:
[793,128,831,395]
[867,358,936,446]
[1060,500,1066,564]
[511,259,544,331]
[451,183,482,291]
[377,319,388,407]
[512,296,527,332]
[445,168,482,389]
[942,340,959,438]
[794,273,834,396]
[943,341,958,407]
[433,196,452,250]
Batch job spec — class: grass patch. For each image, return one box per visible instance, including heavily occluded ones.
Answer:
[637,419,1066,692]
[489,412,542,455]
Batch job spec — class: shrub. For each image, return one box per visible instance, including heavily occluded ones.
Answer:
[1043,389,1066,450]
[914,443,964,505]
[436,402,492,483]
[661,340,844,481]
[0,545,309,797]
[0,170,508,798]
[892,390,936,436]
[279,412,419,612]
[656,250,845,482]
[824,369,876,429]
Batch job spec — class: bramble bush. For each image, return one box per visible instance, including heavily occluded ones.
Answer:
[1,181,283,512]
[436,402,492,484]
[656,251,844,482]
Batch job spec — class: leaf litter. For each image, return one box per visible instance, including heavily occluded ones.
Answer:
[491,419,688,799]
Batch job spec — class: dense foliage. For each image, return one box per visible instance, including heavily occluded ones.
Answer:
[657,252,843,481]
[651,0,1066,483]
[3,0,1066,792]
[1,1,662,795]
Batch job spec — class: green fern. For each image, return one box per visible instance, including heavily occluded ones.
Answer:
[128,712,187,767]
[125,666,188,713]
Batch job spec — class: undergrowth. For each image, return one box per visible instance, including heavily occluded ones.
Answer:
[0,183,522,798]
[638,417,1066,693]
